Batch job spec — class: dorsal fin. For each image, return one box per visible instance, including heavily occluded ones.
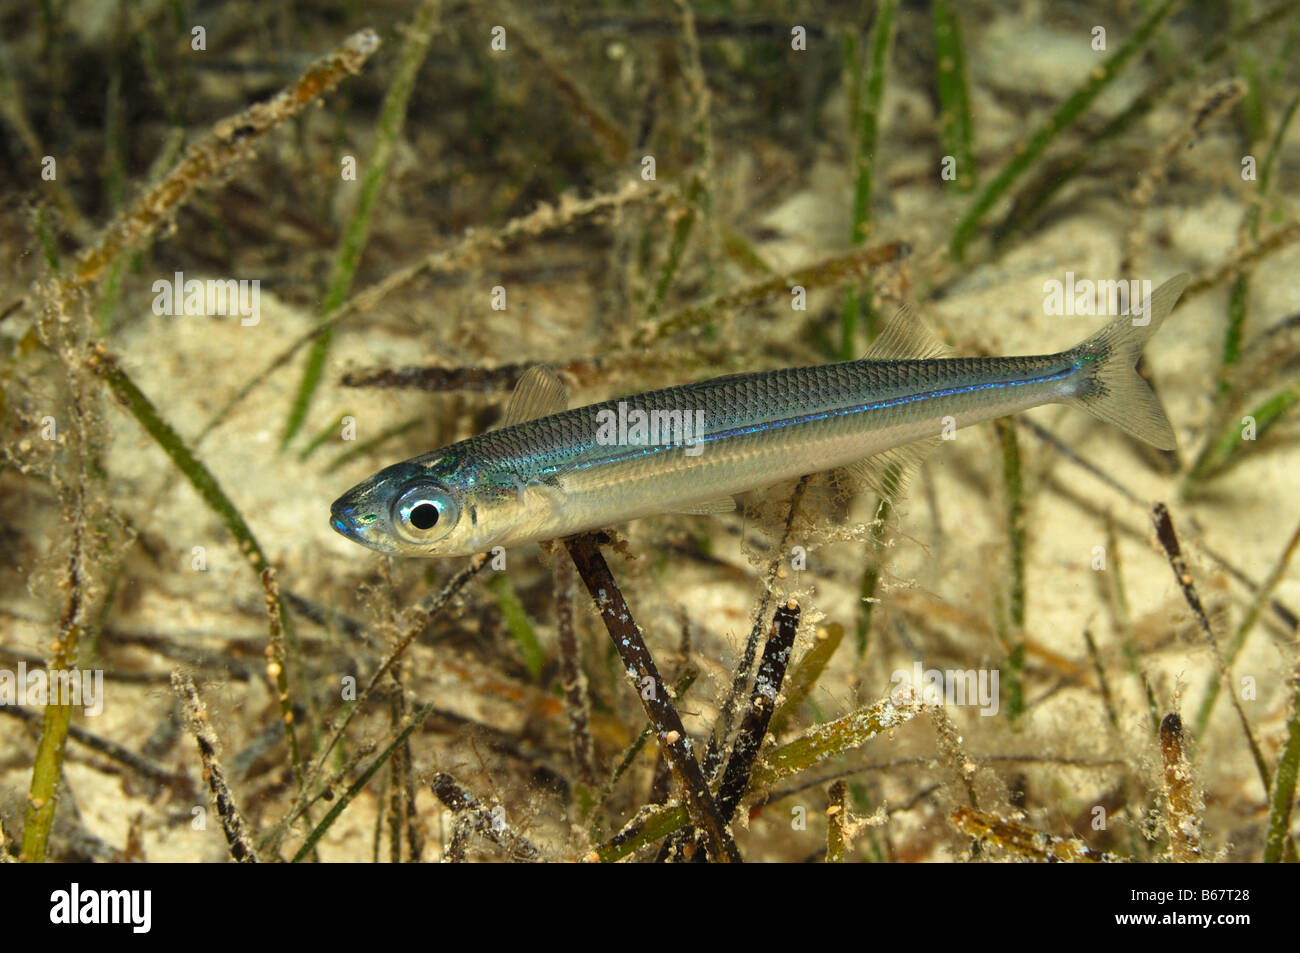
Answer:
[861,304,951,361]
[500,364,568,427]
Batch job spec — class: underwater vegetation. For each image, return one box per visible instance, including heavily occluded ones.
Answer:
[0,0,1298,864]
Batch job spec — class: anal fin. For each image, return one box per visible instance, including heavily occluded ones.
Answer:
[843,436,943,504]
[673,497,737,516]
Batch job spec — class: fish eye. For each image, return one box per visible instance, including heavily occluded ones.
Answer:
[409,502,440,529]
[392,484,458,543]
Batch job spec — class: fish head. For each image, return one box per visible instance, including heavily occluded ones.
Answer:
[330,449,505,558]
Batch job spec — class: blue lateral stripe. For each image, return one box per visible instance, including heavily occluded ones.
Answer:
[519,365,1075,477]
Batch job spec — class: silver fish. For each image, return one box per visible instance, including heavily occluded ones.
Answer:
[331,274,1189,557]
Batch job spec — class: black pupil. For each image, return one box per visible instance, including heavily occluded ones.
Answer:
[409,502,440,530]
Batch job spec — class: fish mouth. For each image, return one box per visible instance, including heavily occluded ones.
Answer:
[330,492,387,550]
[329,496,361,541]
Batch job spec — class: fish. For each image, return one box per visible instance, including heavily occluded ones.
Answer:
[330,273,1190,558]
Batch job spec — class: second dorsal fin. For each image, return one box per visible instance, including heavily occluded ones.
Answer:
[861,304,951,361]
[500,364,568,427]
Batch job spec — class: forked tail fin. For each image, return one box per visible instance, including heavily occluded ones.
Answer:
[1065,273,1190,450]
